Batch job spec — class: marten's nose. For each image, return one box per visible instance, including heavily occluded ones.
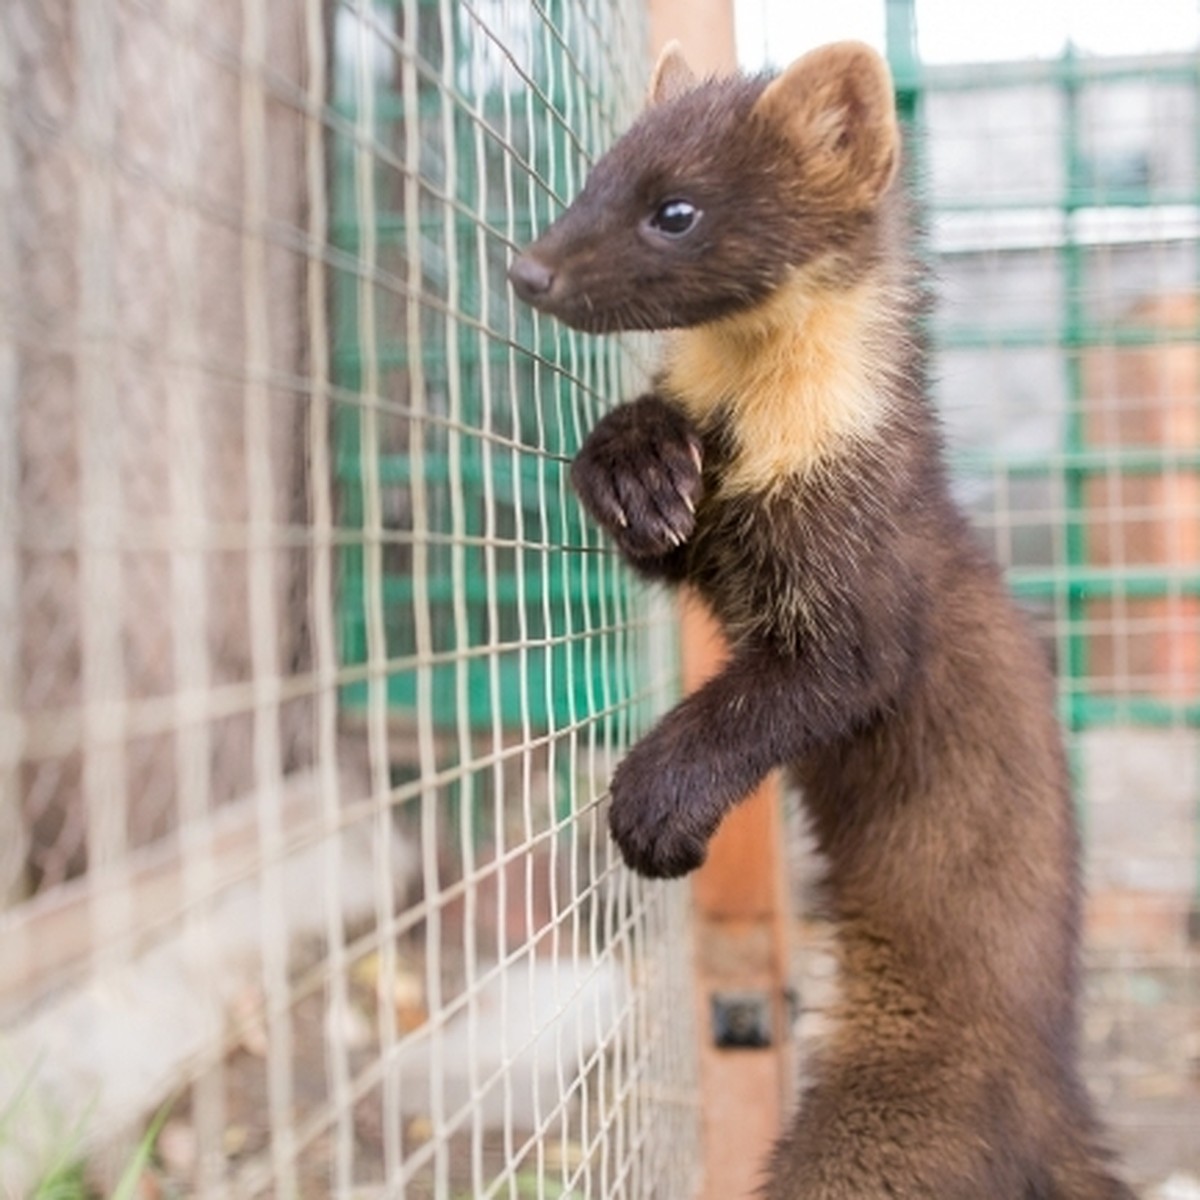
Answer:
[508,255,554,303]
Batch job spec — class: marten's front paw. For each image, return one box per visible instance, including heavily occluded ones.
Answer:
[606,743,720,879]
[571,395,702,561]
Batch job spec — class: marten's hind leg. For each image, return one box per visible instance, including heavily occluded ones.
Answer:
[1044,1138,1137,1200]
[761,1051,1039,1200]
[762,1050,1137,1200]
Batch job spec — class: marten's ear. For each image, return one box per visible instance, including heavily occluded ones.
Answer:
[753,41,899,208]
[647,40,698,107]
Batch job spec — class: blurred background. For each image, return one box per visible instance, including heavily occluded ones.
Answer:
[0,0,1196,1196]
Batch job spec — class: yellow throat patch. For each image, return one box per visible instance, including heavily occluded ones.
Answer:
[663,268,900,495]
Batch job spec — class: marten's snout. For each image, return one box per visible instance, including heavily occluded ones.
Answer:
[508,254,555,304]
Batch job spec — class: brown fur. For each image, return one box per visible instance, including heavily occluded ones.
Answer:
[509,40,1132,1200]
[754,43,900,211]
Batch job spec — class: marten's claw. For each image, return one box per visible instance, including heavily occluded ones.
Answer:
[571,394,703,562]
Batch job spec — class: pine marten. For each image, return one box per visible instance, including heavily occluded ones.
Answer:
[509,41,1133,1200]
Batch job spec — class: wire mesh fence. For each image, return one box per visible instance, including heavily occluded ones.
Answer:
[6,0,1199,1194]
[1,1,700,1196]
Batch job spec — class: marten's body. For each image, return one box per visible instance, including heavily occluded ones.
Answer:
[510,42,1131,1199]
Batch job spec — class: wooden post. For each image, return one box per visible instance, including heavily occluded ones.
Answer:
[681,594,794,1200]
[640,6,796,1195]
[648,0,739,74]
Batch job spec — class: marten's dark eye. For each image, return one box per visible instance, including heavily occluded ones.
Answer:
[648,199,700,238]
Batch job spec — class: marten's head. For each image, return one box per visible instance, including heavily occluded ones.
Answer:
[509,41,900,333]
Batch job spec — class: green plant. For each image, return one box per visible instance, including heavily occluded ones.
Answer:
[108,1104,173,1200]
[1,1054,173,1200]
[0,1057,93,1199]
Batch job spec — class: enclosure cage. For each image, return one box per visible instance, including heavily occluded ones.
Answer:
[2,0,698,1196]
[1,0,1199,1196]
[885,3,1200,1178]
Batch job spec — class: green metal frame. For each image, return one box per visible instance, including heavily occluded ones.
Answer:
[885,7,1200,902]
[330,0,637,733]
[887,16,1200,724]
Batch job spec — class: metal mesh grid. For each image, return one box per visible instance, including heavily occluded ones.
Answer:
[896,32,1200,1184]
[0,1,701,1195]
